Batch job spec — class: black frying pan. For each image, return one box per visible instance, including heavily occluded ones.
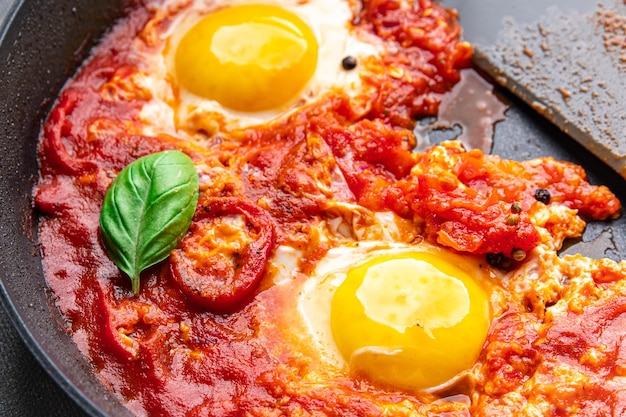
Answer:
[0,1,624,416]
[0,0,131,415]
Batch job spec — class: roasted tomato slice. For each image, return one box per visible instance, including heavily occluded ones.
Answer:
[170,198,276,313]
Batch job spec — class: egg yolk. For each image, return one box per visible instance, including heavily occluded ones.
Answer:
[174,4,318,112]
[330,252,491,391]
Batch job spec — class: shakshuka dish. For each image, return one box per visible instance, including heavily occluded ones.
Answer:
[33,0,625,415]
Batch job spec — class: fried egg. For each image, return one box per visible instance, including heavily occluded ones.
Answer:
[296,240,494,392]
[155,0,382,133]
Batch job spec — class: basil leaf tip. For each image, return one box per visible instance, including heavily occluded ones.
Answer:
[99,150,199,294]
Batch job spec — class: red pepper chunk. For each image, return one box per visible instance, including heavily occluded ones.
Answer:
[170,198,276,313]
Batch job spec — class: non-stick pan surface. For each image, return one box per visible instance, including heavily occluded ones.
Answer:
[0,1,624,416]
[0,0,131,415]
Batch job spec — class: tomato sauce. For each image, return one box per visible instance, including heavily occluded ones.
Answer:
[34,0,624,416]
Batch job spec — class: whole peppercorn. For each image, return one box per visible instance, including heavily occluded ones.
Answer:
[511,202,523,214]
[511,249,527,261]
[534,188,551,204]
[505,214,520,226]
[341,56,357,70]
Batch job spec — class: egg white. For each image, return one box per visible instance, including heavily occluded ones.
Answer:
[136,0,384,136]
[294,240,498,371]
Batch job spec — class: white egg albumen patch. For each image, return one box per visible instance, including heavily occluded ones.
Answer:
[298,243,366,369]
[270,245,303,285]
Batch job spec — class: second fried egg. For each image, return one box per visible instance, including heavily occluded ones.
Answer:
[298,241,493,392]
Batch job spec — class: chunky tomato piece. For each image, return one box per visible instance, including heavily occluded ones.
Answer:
[357,0,472,125]
[170,198,276,313]
[405,172,541,256]
[322,119,415,215]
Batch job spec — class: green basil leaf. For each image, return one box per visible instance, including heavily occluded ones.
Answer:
[100,150,199,294]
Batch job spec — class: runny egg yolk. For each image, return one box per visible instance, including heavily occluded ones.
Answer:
[330,252,490,391]
[174,4,318,112]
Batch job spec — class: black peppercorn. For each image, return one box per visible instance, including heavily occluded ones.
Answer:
[341,56,357,70]
[534,188,551,204]
[486,252,512,269]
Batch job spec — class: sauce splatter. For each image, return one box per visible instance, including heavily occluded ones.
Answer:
[414,69,507,154]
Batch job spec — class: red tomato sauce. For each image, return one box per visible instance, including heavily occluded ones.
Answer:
[34,0,623,416]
